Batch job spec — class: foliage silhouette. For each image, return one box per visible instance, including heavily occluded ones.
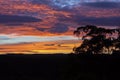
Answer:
[73,25,120,54]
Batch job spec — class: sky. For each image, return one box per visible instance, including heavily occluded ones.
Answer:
[0,0,120,54]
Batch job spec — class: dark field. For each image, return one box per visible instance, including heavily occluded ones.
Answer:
[0,53,120,80]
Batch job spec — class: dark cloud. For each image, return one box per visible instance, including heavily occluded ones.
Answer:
[82,2,120,8]
[35,27,48,32]
[56,14,72,21]
[44,44,55,46]
[0,14,42,25]
[56,10,120,27]
[31,0,51,5]
[73,15,120,26]
[49,23,69,33]
[4,23,24,26]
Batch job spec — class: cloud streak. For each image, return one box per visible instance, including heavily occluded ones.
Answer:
[0,14,41,25]
[0,34,78,45]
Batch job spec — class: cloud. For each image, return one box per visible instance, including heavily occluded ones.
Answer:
[30,0,120,9]
[0,36,10,40]
[70,15,120,26]
[31,0,51,4]
[49,23,69,33]
[0,14,42,25]
[44,44,55,46]
[82,2,120,8]
[0,0,119,35]
[4,23,25,26]
[57,13,120,27]
[0,48,6,50]
[0,35,78,45]
[35,27,48,32]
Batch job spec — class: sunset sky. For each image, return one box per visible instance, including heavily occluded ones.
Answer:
[0,0,120,54]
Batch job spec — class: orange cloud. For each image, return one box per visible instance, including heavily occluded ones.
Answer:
[0,40,81,54]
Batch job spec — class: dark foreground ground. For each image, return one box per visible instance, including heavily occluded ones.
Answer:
[0,53,120,80]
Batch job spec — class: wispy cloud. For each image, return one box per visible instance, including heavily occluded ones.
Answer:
[0,34,78,45]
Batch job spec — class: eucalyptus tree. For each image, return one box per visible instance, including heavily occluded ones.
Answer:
[73,25,120,54]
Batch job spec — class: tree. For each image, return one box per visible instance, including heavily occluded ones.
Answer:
[73,25,120,54]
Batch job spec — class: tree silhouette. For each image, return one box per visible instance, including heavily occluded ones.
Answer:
[73,25,120,54]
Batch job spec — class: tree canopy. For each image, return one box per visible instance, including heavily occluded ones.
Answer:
[73,25,120,54]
